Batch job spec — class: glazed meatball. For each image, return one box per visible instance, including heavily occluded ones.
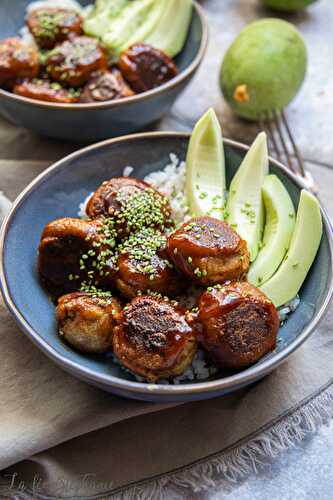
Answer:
[167,217,250,286]
[116,229,183,299]
[80,69,134,103]
[13,78,80,103]
[118,43,178,93]
[27,8,83,49]
[113,296,197,382]
[86,177,173,236]
[56,292,122,353]
[198,282,279,370]
[0,38,39,86]
[38,217,117,295]
[46,36,106,87]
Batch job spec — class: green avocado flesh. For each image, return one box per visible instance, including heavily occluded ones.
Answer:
[144,0,193,57]
[185,108,226,219]
[248,174,296,287]
[117,0,169,53]
[260,190,322,307]
[84,0,129,38]
[261,0,318,12]
[226,132,269,261]
[84,0,192,58]
[100,0,157,55]
[220,19,307,120]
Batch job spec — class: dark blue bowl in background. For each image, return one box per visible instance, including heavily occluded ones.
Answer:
[0,1,207,142]
[1,132,332,402]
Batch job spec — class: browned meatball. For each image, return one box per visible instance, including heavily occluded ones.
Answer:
[86,177,173,236]
[46,36,106,87]
[167,217,250,286]
[0,38,39,86]
[38,217,117,295]
[56,291,122,353]
[13,78,80,103]
[80,69,134,103]
[113,296,197,382]
[116,229,183,299]
[118,43,178,93]
[198,282,279,370]
[27,8,83,49]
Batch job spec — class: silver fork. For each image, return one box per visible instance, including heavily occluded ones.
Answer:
[259,110,317,194]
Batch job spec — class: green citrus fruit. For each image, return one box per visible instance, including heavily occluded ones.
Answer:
[220,18,307,120]
[261,0,318,12]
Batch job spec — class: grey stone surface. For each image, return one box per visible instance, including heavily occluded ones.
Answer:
[207,419,333,500]
[163,0,333,167]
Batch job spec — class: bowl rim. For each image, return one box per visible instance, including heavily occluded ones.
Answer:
[1,131,333,397]
[0,1,208,111]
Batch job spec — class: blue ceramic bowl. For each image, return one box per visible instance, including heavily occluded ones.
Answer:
[0,1,207,142]
[1,132,332,402]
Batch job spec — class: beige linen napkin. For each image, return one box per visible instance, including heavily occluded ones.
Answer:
[0,119,333,498]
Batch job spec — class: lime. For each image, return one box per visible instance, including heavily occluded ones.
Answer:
[220,19,307,120]
[261,0,318,12]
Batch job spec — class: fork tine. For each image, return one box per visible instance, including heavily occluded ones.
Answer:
[259,110,318,194]
[271,110,297,174]
[280,110,306,177]
[260,115,283,163]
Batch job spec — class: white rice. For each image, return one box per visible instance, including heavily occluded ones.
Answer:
[77,155,189,222]
[111,350,218,384]
[77,153,300,383]
[123,166,134,177]
[78,192,93,219]
[19,26,36,46]
[172,350,218,384]
[144,153,190,224]
[25,0,85,14]
[278,295,301,323]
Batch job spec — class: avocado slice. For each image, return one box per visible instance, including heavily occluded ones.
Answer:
[84,0,129,38]
[90,0,119,14]
[185,108,226,219]
[144,0,193,57]
[102,0,159,56]
[226,132,269,261]
[84,0,192,58]
[260,190,322,307]
[119,0,169,53]
[248,174,295,286]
